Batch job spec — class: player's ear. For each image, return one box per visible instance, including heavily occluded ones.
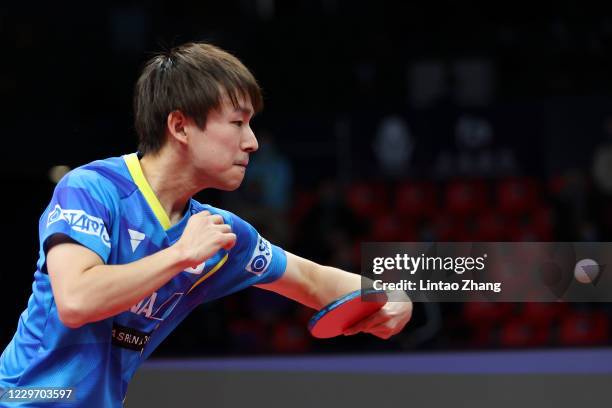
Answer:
[167,110,188,145]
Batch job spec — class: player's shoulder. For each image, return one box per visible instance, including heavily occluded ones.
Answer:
[189,200,282,278]
[190,200,235,223]
[57,155,136,199]
[189,200,253,237]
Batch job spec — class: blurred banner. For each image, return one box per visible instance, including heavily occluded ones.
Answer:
[361,242,611,301]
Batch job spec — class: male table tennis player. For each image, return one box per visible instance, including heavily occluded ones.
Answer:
[0,42,412,407]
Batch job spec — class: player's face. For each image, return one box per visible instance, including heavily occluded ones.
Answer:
[186,95,258,190]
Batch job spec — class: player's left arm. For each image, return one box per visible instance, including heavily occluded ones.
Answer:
[256,251,412,339]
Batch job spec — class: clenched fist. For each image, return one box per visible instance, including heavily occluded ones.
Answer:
[173,211,236,268]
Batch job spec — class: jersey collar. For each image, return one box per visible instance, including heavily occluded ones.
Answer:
[123,153,172,230]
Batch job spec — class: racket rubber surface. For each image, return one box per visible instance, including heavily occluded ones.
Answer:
[308,289,388,338]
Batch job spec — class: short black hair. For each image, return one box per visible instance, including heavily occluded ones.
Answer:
[134,42,263,155]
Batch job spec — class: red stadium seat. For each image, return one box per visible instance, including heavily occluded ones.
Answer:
[462,302,515,325]
[433,214,461,241]
[290,189,318,224]
[346,182,389,217]
[395,181,437,218]
[496,177,539,215]
[445,180,488,216]
[522,302,569,324]
[370,215,417,241]
[500,318,550,347]
[532,206,553,239]
[507,206,553,241]
[469,323,499,348]
[559,310,610,346]
[474,211,508,241]
[434,215,480,241]
[272,320,311,353]
[548,174,567,196]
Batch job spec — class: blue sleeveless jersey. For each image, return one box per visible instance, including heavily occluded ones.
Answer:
[0,153,287,407]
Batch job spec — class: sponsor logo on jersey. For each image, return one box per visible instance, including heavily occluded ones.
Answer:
[111,323,152,352]
[130,291,184,321]
[47,204,111,248]
[128,229,145,252]
[246,235,272,276]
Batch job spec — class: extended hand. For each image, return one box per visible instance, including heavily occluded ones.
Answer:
[343,294,413,339]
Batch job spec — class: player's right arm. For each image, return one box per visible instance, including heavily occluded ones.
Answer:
[47,211,235,328]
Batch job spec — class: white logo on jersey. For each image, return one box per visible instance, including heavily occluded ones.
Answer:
[47,204,111,248]
[128,229,145,252]
[130,291,184,321]
[246,235,273,276]
[184,261,206,275]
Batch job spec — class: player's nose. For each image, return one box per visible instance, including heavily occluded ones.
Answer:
[241,125,258,153]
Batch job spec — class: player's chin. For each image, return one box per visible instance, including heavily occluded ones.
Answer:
[218,177,244,191]
[213,168,246,191]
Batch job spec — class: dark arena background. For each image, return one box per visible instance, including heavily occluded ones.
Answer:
[1,1,612,407]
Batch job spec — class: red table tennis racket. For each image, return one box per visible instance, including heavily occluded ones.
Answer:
[308,289,388,339]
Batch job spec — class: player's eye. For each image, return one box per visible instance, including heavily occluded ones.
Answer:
[232,120,244,127]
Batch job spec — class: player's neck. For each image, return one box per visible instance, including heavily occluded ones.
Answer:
[139,149,198,225]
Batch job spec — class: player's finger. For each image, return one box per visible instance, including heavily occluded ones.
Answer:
[208,214,225,225]
[215,223,232,233]
[343,308,388,336]
[367,327,394,340]
[221,233,237,250]
[361,318,400,337]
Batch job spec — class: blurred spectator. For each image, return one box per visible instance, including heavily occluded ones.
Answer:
[230,131,294,245]
[373,116,413,178]
[551,169,596,241]
[244,131,293,211]
[294,180,366,270]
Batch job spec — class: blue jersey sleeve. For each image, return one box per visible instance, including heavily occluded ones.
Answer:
[40,168,116,264]
[226,212,287,285]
